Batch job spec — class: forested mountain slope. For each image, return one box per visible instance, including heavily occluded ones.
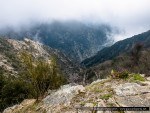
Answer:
[82,30,150,67]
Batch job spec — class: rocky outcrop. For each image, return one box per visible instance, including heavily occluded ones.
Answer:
[0,37,80,81]
[3,76,150,113]
[3,99,36,113]
[43,84,85,106]
[0,54,15,73]
[42,84,85,113]
[114,83,150,96]
[114,82,150,108]
[3,84,85,113]
[8,38,50,58]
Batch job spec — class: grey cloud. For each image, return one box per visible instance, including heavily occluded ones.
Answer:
[0,0,150,40]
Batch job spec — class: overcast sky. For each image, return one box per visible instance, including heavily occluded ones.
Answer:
[0,0,150,41]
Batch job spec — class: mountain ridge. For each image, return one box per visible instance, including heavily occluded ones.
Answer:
[82,30,150,67]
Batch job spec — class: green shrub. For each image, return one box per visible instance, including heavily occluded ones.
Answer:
[20,51,67,100]
[1,79,30,104]
[130,73,145,82]
[111,70,129,79]
[0,51,67,111]
[0,76,32,112]
[133,74,145,81]
[0,74,6,111]
[100,94,112,100]
[118,70,129,79]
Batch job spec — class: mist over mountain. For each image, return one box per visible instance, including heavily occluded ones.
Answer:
[0,0,150,41]
[0,21,118,62]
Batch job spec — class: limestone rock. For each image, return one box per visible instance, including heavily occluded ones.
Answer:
[114,82,150,109]
[43,84,85,106]
[97,99,106,107]
[114,83,150,96]
[147,77,150,81]
[84,103,94,107]
[115,93,150,107]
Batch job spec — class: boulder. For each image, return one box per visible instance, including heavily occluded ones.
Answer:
[43,84,85,106]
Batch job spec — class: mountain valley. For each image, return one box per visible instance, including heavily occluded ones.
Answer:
[0,24,150,113]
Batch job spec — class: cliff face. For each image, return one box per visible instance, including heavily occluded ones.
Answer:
[3,75,150,113]
[0,37,80,82]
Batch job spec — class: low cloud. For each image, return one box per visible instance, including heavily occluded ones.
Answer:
[0,0,150,40]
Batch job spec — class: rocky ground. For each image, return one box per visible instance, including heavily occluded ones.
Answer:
[3,75,150,113]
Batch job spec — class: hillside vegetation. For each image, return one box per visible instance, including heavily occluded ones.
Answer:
[91,48,150,80]
[0,37,81,112]
[82,30,150,67]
